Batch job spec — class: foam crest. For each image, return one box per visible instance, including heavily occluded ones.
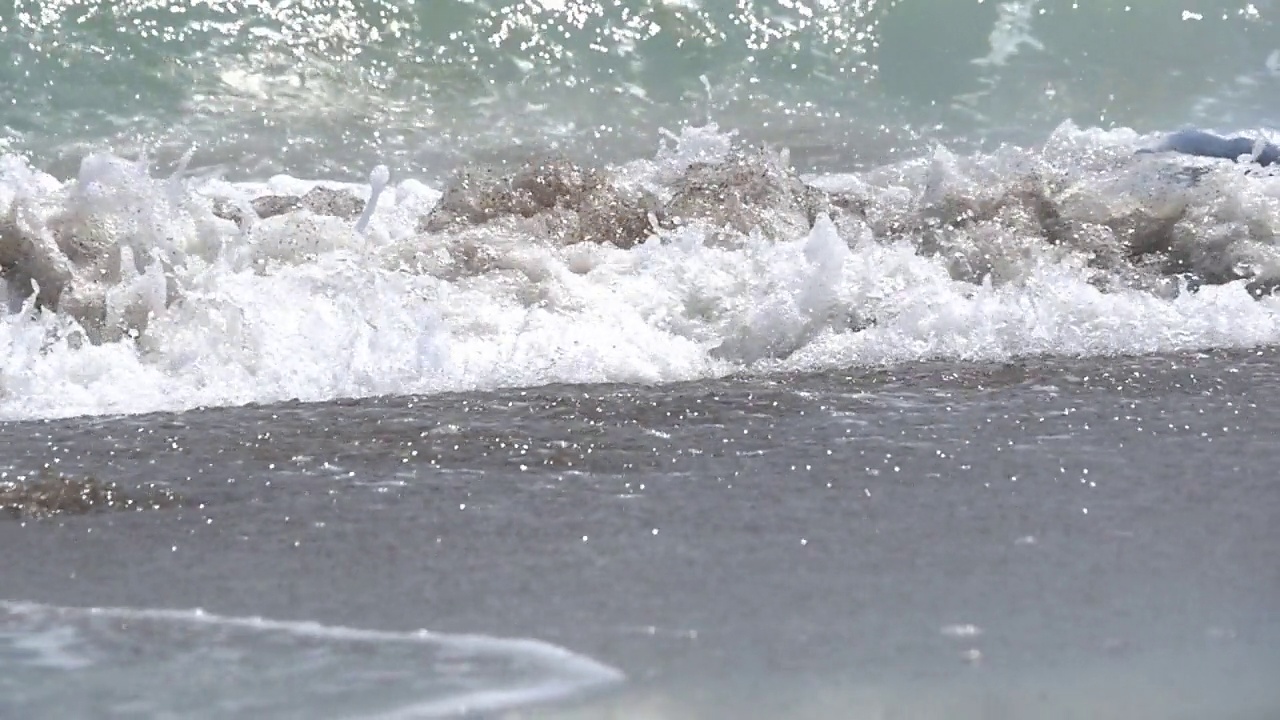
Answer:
[3,122,1280,420]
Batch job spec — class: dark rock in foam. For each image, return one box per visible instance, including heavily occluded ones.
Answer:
[421,157,660,249]
[663,148,831,240]
[211,186,367,227]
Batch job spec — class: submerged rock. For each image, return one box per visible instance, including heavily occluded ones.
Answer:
[212,186,366,226]
[662,148,831,240]
[417,148,837,250]
[421,157,660,249]
[295,186,367,220]
[0,473,182,519]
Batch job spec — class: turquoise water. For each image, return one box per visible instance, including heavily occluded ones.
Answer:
[4,1,1277,176]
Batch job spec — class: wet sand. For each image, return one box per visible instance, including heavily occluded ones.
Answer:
[2,351,1279,718]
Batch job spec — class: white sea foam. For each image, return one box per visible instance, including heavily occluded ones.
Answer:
[0,600,623,719]
[3,123,1280,421]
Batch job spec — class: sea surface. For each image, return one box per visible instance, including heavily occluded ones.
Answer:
[2,1,1279,718]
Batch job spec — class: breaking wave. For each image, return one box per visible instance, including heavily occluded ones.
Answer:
[3,122,1280,421]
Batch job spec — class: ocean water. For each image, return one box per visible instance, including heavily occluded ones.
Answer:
[2,1,1280,718]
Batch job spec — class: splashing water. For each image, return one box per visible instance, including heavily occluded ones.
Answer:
[3,122,1280,421]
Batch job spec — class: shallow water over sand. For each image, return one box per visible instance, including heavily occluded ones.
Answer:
[2,350,1277,718]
